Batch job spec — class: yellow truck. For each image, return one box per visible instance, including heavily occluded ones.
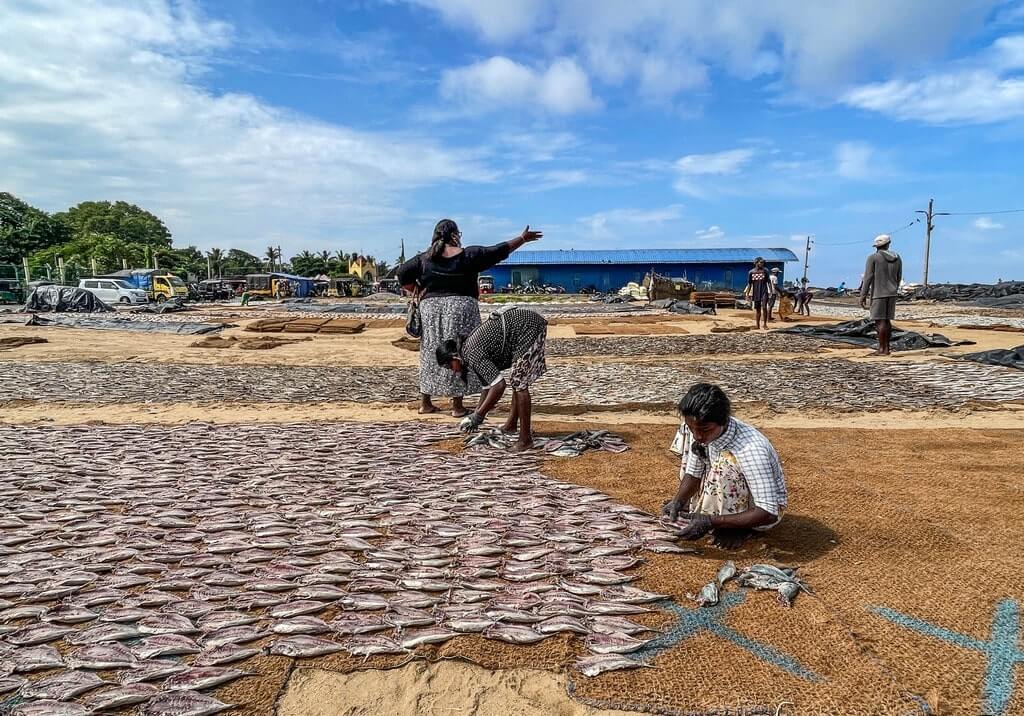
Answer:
[100,270,188,303]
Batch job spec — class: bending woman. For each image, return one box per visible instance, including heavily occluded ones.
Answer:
[436,307,548,452]
[398,219,541,416]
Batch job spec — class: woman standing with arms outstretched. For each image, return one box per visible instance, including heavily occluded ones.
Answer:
[398,219,542,416]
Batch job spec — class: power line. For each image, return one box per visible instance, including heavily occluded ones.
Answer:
[942,208,1024,216]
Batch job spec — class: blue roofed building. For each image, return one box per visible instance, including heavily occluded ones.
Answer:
[486,248,800,293]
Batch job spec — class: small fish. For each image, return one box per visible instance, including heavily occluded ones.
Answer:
[203,624,268,648]
[344,635,409,656]
[194,644,261,666]
[81,684,160,710]
[11,700,91,716]
[99,607,150,623]
[267,600,327,619]
[330,613,390,635]
[141,691,233,716]
[716,560,737,586]
[777,581,800,608]
[164,666,251,691]
[20,669,109,700]
[138,613,199,635]
[119,659,190,683]
[0,675,28,694]
[9,645,64,672]
[535,616,589,635]
[271,616,332,635]
[6,623,74,645]
[43,605,98,624]
[66,622,143,645]
[385,607,435,628]
[688,581,720,608]
[399,626,456,649]
[66,642,137,669]
[575,653,650,677]
[482,624,547,644]
[267,635,345,658]
[585,601,651,616]
[599,586,667,604]
[197,611,260,631]
[0,605,48,621]
[584,633,648,655]
[134,634,202,658]
[446,614,495,633]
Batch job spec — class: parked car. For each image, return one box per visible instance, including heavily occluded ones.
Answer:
[78,278,149,305]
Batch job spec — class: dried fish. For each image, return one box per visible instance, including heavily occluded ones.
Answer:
[164,666,251,691]
[81,683,161,710]
[584,633,648,655]
[575,653,650,677]
[141,691,233,716]
[20,669,108,699]
[267,635,345,657]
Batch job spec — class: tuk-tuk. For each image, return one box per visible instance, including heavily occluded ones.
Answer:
[198,278,246,301]
[478,275,495,295]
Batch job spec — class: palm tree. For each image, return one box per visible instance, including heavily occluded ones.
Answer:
[206,248,225,277]
[290,250,315,277]
[317,250,332,275]
[264,246,279,272]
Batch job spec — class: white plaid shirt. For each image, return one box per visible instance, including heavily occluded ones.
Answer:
[681,417,787,516]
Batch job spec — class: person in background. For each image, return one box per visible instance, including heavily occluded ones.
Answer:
[860,234,903,355]
[837,281,846,296]
[796,277,813,316]
[398,219,542,417]
[663,383,787,550]
[745,257,773,330]
[766,267,781,321]
[436,307,548,452]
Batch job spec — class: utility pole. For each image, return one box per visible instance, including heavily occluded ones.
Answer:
[22,257,31,283]
[802,235,813,282]
[207,256,212,280]
[915,199,949,287]
[277,245,282,273]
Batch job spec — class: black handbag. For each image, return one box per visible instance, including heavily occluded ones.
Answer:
[405,286,423,338]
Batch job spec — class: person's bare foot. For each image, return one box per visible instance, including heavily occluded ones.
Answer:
[509,440,534,453]
[450,408,469,418]
[711,528,751,550]
[501,422,518,434]
[418,405,439,414]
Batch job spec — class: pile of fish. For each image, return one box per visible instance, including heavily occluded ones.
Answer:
[0,421,693,712]
[465,429,629,458]
[689,563,812,609]
[547,333,831,357]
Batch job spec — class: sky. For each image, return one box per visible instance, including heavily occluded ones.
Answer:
[2,1,1023,285]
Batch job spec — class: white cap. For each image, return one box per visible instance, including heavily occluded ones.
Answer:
[770,267,780,272]
[873,234,891,247]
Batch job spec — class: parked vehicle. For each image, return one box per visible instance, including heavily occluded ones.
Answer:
[643,270,695,302]
[78,278,150,305]
[98,270,188,303]
[478,275,494,295]
[197,278,246,301]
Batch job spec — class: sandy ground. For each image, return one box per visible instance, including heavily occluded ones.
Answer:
[277,662,636,716]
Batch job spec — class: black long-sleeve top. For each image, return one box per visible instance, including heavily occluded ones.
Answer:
[397,242,513,300]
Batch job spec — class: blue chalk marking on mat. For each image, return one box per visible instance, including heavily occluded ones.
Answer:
[634,593,819,682]
[871,598,1023,716]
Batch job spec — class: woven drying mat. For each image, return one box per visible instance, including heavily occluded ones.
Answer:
[392,336,421,351]
[244,317,365,334]
[530,421,1024,716]
[318,319,366,334]
[0,336,47,350]
[244,318,290,332]
[574,323,691,336]
[950,323,1024,333]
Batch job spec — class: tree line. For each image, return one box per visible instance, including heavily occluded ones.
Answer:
[0,192,390,284]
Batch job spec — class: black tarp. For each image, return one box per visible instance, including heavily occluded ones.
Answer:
[25,315,232,335]
[956,346,1024,370]
[130,297,191,314]
[24,286,113,313]
[906,281,1024,305]
[282,303,407,314]
[648,298,716,315]
[780,319,975,352]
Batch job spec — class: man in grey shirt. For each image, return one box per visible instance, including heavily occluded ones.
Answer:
[860,234,903,355]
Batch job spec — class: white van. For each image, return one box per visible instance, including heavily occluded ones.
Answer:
[78,278,149,305]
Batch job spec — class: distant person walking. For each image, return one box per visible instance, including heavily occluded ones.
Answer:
[398,219,541,417]
[745,257,773,330]
[860,234,903,355]
[796,277,813,316]
[766,268,781,321]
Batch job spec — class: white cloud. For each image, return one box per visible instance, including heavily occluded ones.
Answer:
[576,205,685,239]
[0,0,497,257]
[695,225,725,241]
[676,149,755,175]
[440,56,600,115]
[835,141,876,180]
[842,34,1024,124]
[974,216,1004,230]
[411,0,995,101]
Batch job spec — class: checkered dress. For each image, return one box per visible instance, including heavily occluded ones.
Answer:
[682,417,787,516]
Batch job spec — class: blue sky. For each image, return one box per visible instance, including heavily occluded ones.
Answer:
[2,1,1023,284]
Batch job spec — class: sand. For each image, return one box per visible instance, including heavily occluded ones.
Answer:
[277,662,636,716]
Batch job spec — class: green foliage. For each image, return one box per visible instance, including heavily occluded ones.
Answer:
[223,249,262,276]
[54,201,171,249]
[28,233,148,283]
[0,192,71,263]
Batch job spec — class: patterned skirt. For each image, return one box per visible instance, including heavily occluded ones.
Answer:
[418,295,482,397]
[508,329,548,392]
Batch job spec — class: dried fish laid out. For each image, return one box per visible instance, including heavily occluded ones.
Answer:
[547,333,831,358]
[687,561,811,609]
[0,420,693,712]
[687,560,737,608]
[464,428,629,457]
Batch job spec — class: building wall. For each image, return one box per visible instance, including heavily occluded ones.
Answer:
[485,261,787,292]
